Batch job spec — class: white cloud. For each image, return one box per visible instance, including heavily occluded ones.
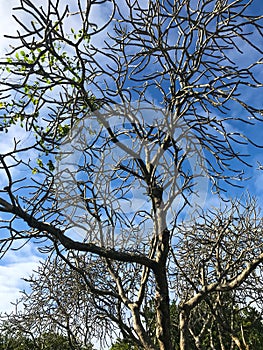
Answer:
[0,1,19,57]
[0,2,40,314]
[0,244,41,314]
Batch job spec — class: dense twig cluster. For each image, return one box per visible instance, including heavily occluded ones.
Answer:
[0,1,263,349]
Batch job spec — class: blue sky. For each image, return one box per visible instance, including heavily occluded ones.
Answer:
[0,0,263,318]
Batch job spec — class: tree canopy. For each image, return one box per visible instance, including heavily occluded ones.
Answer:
[0,1,263,349]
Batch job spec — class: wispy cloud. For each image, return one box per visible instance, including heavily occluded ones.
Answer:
[0,1,19,57]
[0,244,42,314]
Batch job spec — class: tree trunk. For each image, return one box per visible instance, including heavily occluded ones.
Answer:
[132,305,157,350]
[154,206,173,350]
[179,306,191,350]
[155,264,173,350]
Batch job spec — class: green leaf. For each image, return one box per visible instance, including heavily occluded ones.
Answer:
[58,124,70,137]
[47,160,55,172]
[37,158,43,168]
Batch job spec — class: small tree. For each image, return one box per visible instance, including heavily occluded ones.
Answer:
[0,255,98,350]
[175,197,263,349]
[0,331,91,350]
[0,1,263,349]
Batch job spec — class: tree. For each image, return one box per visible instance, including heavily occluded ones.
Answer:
[174,196,263,349]
[0,333,36,350]
[0,255,97,350]
[110,298,263,349]
[0,0,262,349]
[0,331,92,350]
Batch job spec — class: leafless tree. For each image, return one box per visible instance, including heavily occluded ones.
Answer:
[0,254,100,349]
[0,1,262,349]
[174,196,263,349]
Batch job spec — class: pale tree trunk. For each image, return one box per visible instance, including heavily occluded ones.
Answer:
[179,306,191,350]
[132,306,158,350]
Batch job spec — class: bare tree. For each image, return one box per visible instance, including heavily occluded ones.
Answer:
[174,196,263,349]
[0,254,99,350]
[0,0,262,349]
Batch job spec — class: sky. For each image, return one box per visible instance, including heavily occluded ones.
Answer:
[0,0,262,331]
[0,1,42,315]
